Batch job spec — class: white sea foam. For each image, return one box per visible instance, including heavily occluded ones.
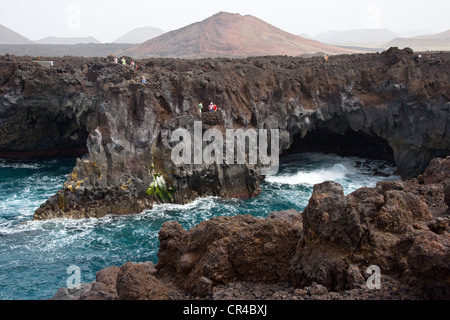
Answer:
[266,163,350,185]
[0,161,42,169]
[0,154,400,300]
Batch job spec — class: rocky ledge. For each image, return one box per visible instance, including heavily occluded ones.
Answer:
[53,156,450,300]
[1,48,449,220]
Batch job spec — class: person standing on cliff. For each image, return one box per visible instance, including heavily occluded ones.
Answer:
[121,57,127,65]
[416,54,422,64]
[199,103,203,113]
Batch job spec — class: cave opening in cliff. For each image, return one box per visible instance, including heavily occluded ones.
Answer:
[286,127,395,164]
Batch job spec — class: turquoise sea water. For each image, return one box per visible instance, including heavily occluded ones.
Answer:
[0,153,398,300]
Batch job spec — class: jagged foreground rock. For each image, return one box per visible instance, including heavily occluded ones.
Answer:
[1,48,449,220]
[53,157,450,300]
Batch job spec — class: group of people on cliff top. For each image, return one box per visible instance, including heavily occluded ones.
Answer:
[198,102,218,113]
[110,53,148,85]
[110,54,139,70]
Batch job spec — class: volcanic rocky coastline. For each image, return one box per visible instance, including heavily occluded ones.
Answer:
[52,157,450,300]
[53,156,450,300]
[0,48,449,299]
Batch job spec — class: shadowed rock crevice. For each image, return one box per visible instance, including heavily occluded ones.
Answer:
[288,127,395,163]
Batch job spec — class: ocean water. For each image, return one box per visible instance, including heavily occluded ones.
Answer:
[0,153,398,300]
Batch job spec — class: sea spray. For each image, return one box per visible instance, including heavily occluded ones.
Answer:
[266,163,349,185]
[0,153,398,299]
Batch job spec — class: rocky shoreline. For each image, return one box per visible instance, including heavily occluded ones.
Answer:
[53,156,450,300]
[1,48,449,300]
[1,48,450,220]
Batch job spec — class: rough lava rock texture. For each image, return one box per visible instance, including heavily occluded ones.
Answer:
[156,215,303,296]
[53,156,450,300]
[116,262,172,300]
[0,48,449,220]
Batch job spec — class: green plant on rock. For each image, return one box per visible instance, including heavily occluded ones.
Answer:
[147,173,175,203]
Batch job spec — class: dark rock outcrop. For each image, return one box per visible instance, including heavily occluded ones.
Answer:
[0,56,98,159]
[53,266,120,300]
[116,262,172,300]
[0,48,449,220]
[156,215,302,297]
[53,156,450,300]
[289,180,433,290]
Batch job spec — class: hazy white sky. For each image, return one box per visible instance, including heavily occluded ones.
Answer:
[1,0,449,42]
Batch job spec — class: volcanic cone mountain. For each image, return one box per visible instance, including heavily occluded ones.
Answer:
[0,24,33,44]
[125,12,355,58]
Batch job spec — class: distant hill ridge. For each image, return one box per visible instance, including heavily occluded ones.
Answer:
[113,26,166,44]
[411,29,450,40]
[386,29,450,51]
[1,19,449,57]
[34,36,101,45]
[313,28,450,52]
[314,28,399,44]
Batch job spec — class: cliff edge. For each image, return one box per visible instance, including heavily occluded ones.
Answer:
[0,49,449,220]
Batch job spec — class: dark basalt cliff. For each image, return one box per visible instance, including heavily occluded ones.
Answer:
[0,48,449,220]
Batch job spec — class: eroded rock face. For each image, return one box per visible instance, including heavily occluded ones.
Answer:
[406,232,450,299]
[52,157,450,300]
[156,214,303,296]
[116,262,172,300]
[1,49,449,219]
[420,157,450,184]
[289,181,432,290]
[155,156,448,298]
[288,159,450,297]
[0,57,98,159]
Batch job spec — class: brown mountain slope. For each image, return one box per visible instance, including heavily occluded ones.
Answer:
[125,12,355,58]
